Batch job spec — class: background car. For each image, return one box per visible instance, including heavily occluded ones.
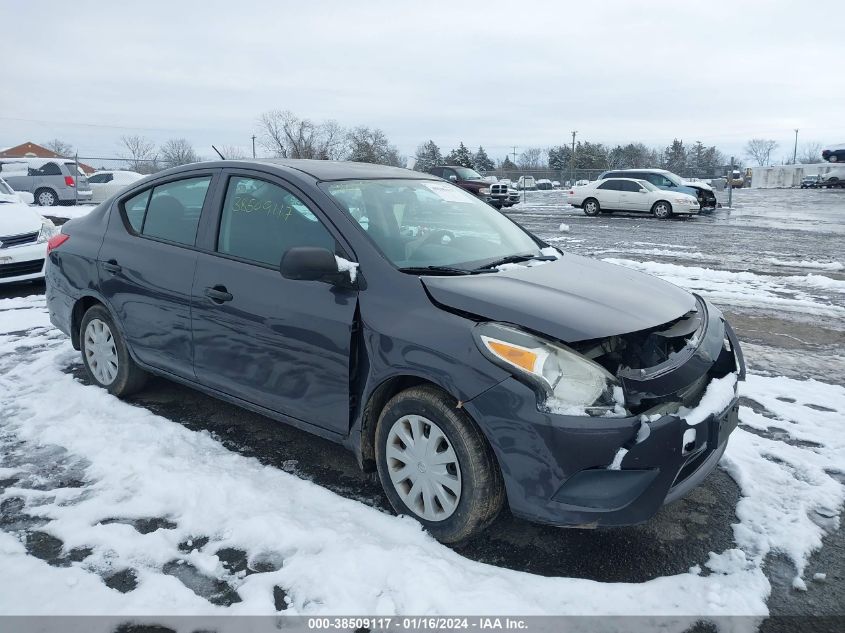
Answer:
[0,175,34,204]
[87,170,145,203]
[800,174,820,189]
[821,143,845,163]
[0,177,58,283]
[427,165,511,208]
[574,179,590,187]
[567,177,699,219]
[0,158,93,206]
[536,178,553,190]
[819,166,845,188]
[599,168,718,209]
[515,175,536,190]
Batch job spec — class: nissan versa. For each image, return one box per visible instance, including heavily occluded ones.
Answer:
[46,160,745,543]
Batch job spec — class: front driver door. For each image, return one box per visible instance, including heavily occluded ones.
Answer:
[191,171,358,434]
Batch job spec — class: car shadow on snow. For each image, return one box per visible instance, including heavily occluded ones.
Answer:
[61,365,742,585]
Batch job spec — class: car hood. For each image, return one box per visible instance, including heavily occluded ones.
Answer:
[0,202,43,235]
[682,180,713,191]
[421,254,696,342]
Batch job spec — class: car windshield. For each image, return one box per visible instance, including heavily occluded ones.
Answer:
[453,167,483,181]
[322,179,542,270]
[662,172,684,186]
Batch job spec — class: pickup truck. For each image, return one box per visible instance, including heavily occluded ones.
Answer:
[427,166,519,208]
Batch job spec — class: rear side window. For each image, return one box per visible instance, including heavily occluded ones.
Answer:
[598,180,621,190]
[121,176,211,246]
[217,176,334,267]
[123,190,150,232]
[619,181,640,192]
[142,177,211,245]
[33,162,62,176]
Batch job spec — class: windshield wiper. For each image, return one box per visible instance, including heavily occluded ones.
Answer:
[398,265,495,276]
[472,253,557,271]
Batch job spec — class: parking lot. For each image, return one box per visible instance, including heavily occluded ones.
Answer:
[0,187,843,623]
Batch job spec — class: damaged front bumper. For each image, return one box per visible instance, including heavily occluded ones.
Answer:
[464,299,745,528]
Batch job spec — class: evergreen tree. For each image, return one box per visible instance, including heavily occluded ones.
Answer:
[548,146,570,170]
[473,146,495,172]
[413,140,443,172]
[501,156,517,169]
[663,139,687,174]
[445,142,474,168]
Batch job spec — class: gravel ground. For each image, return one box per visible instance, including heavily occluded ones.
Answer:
[1,187,843,621]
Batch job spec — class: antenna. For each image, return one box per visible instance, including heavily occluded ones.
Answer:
[212,145,226,160]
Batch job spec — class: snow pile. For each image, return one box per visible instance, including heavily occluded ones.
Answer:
[0,296,842,621]
[764,258,843,271]
[602,258,845,320]
[334,255,359,283]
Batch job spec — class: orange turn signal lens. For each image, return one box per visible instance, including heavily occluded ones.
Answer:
[484,339,539,373]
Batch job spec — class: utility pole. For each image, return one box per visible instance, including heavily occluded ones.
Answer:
[251,135,257,158]
[728,156,734,209]
[510,146,518,165]
[570,131,577,186]
[792,129,798,164]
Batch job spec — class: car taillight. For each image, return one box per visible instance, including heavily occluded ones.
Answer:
[568,190,574,194]
[64,176,75,187]
[47,234,69,253]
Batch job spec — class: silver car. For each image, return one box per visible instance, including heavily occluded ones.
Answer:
[0,158,93,206]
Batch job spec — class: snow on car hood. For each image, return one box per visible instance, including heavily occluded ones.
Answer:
[682,180,713,191]
[422,254,696,342]
[0,202,44,236]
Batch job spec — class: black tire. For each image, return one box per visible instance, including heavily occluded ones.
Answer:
[34,188,59,207]
[582,198,600,216]
[80,304,148,397]
[375,385,505,543]
[652,200,673,219]
[829,155,838,163]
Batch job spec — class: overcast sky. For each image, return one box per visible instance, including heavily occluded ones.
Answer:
[1,0,843,164]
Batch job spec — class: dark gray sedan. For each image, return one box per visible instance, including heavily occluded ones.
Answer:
[45,160,744,542]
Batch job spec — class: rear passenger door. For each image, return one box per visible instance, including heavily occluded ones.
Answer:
[596,180,622,209]
[98,172,218,380]
[190,170,358,434]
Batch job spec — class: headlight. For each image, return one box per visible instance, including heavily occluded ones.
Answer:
[37,219,59,243]
[474,322,625,416]
[479,187,491,195]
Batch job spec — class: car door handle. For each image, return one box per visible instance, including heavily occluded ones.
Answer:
[204,285,233,303]
[101,261,122,274]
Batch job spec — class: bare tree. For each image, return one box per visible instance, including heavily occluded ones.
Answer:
[159,138,198,169]
[42,139,75,157]
[798,142,823,164]
[517,147,543,169]
[120,135,158,173]
[346,126,403,166]
[745,139,778,166]
[256,110,347,159]
[218,144,248,160]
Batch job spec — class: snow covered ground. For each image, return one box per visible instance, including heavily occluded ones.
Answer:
[0,188,842,627]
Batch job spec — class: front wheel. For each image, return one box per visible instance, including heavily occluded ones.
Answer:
[652,201,673,219]
[582,198,601,216]
[80,305,147,396]
[829,155,838,162]
[375,385,504,543]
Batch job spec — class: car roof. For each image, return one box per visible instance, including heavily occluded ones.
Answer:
[606,168,669,174]
[252,159,430,181]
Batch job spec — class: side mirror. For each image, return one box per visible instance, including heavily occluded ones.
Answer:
[448,174,457,182]
[280,246,342,283]
[638,188,648,193]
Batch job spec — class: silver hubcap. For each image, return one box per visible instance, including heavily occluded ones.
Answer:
[585,202,596,213]
[84,319,119,385]
[385,415,462,521]
[656,204,669,217]
[38,191,54,205]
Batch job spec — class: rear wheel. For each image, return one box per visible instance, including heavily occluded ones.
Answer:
[80,305,147,396]
[652,201,673,219]
[829,155,838,163]
[583,198,600,216]
[375,385,504,543]
[35,188,58,207]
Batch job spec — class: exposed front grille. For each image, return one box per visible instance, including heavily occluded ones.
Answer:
[0,231,39,249]
[491,184,507,194]
[0,259,44,278]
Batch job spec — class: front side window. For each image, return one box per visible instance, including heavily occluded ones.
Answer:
[322,179,541,269]
[140,176,211,245]
[217,176,335,267]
